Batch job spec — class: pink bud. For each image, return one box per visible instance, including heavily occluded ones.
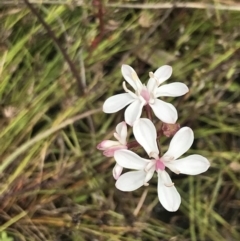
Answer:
[97,140,120,150]
[103,145,127,157]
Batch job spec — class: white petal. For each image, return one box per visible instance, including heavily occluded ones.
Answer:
[156,82,189,97]
[158,171,181,212]
[133,118,159,156]
[121,65,142,90]
[144,166,155,183]
[166,155,210,175]
[114,150,149,170]
[103,93,134,113]
[125,99,144,126]
[116,171,146,191]
[150,99,178,124]
[154,65,172,85]
[112,164,123,180]
[115,121,127,144]
[164,127,194,159]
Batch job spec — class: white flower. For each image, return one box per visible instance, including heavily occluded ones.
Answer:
[103,65,188,126]
[97,122,128,180]
[114,119,210,212]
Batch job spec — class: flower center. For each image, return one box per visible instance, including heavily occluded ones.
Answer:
[155,158,165,171]
[140,88,151,102]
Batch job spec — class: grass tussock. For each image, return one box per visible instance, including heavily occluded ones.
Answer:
[0,0,240,240]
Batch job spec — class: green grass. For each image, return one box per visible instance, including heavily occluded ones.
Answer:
[0,1,240,240]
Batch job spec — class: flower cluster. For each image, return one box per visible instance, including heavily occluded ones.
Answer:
[98,65,210,212]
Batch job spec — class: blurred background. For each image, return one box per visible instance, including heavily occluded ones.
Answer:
[0,0,240,240]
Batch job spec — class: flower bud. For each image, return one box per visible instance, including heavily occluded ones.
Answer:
[162,123,180,137]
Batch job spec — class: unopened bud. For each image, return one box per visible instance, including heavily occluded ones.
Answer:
[162,123,180,137]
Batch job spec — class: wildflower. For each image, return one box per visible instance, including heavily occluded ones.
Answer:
[97,121,128,179]
[114,119,210,211]
[103,65,188,126]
